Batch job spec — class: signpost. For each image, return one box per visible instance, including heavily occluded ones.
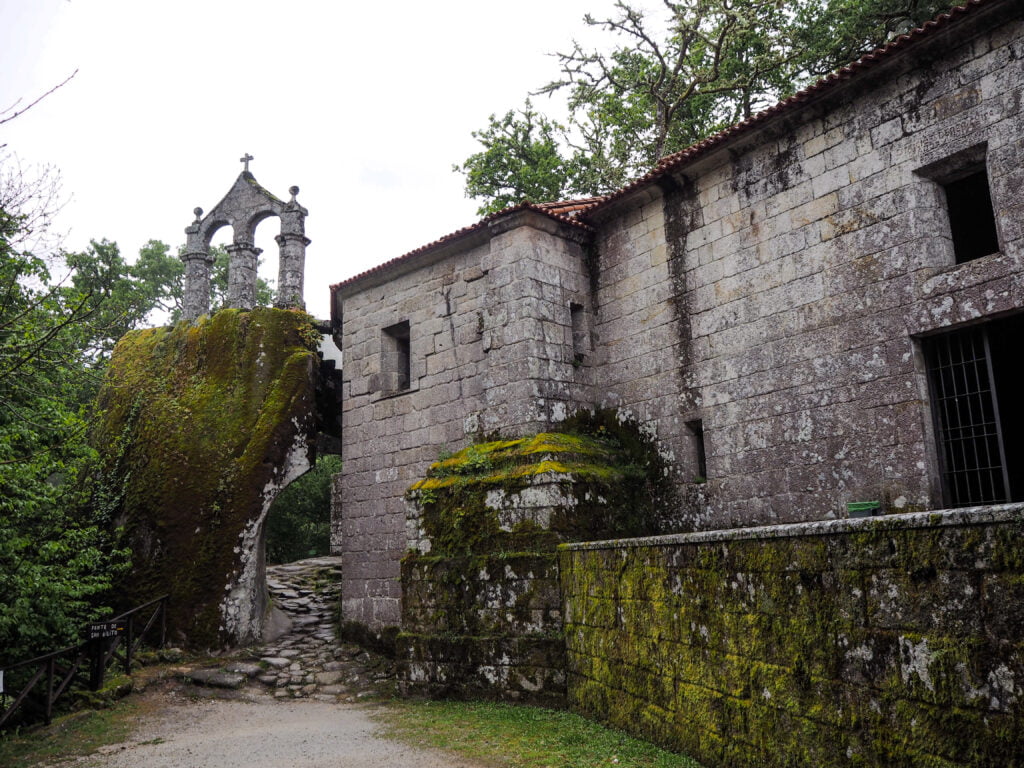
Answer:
[88,621,125,641]
[88,621,125,689]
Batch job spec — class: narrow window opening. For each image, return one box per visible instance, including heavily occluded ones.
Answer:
[924,314,1024,507]
[686,419,707,482]
[943,168,1000,264]
[381,320,411,392]
[570,302,587,363]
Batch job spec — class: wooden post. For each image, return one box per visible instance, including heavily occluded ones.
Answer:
[159,598,167,647]
[89,638,105,691]
[124,614,134,674]
[45,657,55,725]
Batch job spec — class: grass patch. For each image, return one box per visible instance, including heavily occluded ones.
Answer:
[377,699,703,768]
[0,698,141,767]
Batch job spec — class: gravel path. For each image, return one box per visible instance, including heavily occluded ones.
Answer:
[82,690,485,768]
[69,557,488,767]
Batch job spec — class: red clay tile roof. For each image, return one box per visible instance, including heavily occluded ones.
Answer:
[534,197,607,217]
[333,0,1003,294]
[580,0,1002,217]
[329,202,593,291]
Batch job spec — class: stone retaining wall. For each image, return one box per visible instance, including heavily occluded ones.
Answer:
[398,552,565,707]
[560,505,1024,768]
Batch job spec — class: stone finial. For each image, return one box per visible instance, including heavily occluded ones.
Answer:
[289,186,299,202]
[193,207,203,224]
[240,153,254,172]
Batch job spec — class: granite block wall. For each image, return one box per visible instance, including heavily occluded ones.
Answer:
[335,240,492,626]
[587,6,1024,530]
[332,2,1024,629]
[398,552,565,706]
[334,214,593,627]
[561,505,1024,768]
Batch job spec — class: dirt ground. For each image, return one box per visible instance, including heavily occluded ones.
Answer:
[64,684,487,768]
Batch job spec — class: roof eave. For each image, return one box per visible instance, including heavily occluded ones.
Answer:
[329,203,593,299]
[581,0,1013,222]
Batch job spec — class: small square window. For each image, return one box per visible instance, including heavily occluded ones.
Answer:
[943,169,1000,263]
[916,144,1001,266]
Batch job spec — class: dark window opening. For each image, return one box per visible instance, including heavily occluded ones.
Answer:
[924,315,1024,507]
[686,419,707,481]
[944,169,1000,264]
[570,302,587,363]
[382,321,411,391]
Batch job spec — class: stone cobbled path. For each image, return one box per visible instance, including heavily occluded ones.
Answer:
[180,556,397,702]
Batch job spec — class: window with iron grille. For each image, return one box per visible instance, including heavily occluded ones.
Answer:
[924,316,1024,507]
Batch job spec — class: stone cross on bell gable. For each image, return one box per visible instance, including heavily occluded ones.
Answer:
[239,153,254,172]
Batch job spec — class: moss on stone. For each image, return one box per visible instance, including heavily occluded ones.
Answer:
[406,410,674,557]
[89,308,319,647]
[560,514,1024,768]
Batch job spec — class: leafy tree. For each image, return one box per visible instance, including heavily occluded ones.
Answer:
[0,171,195,669]
[265,454,341,564]
[0,217,133,667]
[794,0,956,79]
[458,0,957,212]
[455,101,570,215]
[0,77,191,668]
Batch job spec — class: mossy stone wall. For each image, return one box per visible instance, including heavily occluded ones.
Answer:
[398,415,674,704]
[91,308,319,647]
[399,552,565,706]
[561,506,1024,768]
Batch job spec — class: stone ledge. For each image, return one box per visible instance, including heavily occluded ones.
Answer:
[560,502,1024,551]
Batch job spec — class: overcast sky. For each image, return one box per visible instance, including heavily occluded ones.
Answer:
[0,0,629,318]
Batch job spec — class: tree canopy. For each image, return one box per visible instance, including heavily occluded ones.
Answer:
[457,0,957,215]
[0,161,190,665]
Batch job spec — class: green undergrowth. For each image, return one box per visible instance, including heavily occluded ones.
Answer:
[0,697,141,768]
[378,698,704,768]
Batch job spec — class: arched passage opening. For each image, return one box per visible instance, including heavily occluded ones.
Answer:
[264,454,340,565]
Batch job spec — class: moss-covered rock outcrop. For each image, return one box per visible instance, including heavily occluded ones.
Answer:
[406,411,673,557]
[90,308,319,647]
[399,411,673,704]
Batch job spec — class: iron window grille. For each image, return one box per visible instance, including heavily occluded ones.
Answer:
[924,324,1010,507]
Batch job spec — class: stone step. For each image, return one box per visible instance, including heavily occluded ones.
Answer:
[184,668,247,689]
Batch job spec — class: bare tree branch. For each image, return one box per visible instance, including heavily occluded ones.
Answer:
[0,69,78,128]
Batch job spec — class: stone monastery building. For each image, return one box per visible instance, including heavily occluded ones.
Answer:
[329,0,1024,629]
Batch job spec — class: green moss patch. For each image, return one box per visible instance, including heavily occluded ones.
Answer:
[88,308,319,646]
[560,514,1024,768]
[406,410,675,556]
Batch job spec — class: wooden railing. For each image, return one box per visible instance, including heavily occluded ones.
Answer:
[0,595,168,729]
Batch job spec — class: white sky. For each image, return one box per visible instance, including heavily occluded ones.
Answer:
[0,0,629,319]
